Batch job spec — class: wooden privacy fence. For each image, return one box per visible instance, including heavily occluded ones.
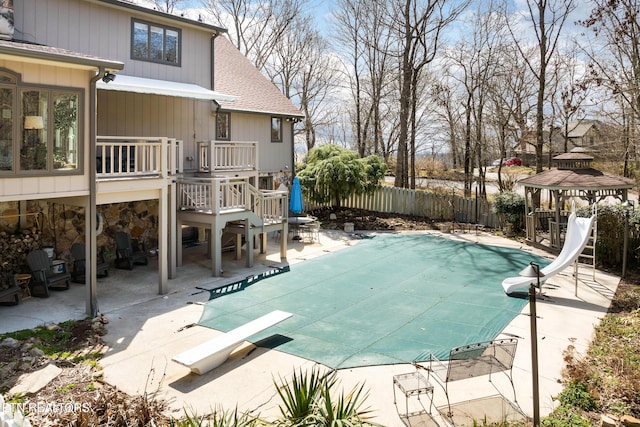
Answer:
[306,186,500,229]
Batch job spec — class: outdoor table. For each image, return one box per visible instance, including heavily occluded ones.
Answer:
[393,371,434,418]
[13,273,31,299]
[288,216,314,240]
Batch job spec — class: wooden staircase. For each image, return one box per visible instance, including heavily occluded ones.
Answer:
[176,176,289,276]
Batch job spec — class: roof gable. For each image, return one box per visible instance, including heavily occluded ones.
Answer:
[566,121,598,138]
[213,36,303,118]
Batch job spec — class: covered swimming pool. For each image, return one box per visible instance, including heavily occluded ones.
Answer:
[198,233,547,369]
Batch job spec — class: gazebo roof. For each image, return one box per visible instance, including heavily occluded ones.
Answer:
[519,149,634,192]
[519,168,635,191]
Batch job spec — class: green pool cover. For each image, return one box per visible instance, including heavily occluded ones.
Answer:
[198,233,547,369]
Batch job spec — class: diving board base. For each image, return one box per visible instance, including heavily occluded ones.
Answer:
[172,310,292,375]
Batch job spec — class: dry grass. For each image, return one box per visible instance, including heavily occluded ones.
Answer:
[562,275,640,420]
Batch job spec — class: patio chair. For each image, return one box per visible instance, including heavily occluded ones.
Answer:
[475,212,488,234]
[454,211,470,233]
[71,243,109,283]
[299,221,320,243]
[114,231,148,270]
[26,249,71,297]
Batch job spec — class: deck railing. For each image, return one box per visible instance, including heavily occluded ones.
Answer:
[96,137,181,179]
[248,185,289,225]
[177,177,286,221]
[198,141,258,173]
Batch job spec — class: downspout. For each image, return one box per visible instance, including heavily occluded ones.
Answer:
[87,69,103,317]
[210,32,219,91]
[290,118,296,176]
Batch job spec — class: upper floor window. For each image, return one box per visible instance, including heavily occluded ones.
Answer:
[132,19,181,66]
[216,111,230,140]
[271,117,282,142]
[0,70,81,175]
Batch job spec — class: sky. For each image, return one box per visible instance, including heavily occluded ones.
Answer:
[139,0,335,33]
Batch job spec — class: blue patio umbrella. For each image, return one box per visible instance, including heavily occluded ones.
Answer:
[290,176,303,214]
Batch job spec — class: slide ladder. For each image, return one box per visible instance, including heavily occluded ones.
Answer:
[502,209,596,295]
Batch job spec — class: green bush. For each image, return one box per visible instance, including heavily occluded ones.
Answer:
[492,192,525,231]
[297,144,387,208]
[556,381,596,411]
[576,204,640,270]
[541,405,592,427]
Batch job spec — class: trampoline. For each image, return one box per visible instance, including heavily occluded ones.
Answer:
[198,233,547,369]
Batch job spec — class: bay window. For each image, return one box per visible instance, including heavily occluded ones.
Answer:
[0,70,82,175]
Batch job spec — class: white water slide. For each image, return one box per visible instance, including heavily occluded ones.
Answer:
[502,211,596,295]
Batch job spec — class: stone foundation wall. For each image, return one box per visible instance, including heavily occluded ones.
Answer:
[0,200,159,288]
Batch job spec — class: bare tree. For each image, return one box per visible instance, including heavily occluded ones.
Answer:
[442,0,507,198]
[429,80,463,168]
[389,0,468,189]
[506,0,576,173]
[202,0,306,72]
[579,0,640,177]
[267,16,341,152]
[550,45,590,155]
[487,45,537,191]
[154,0,184,13]
[334,0,369,157]
[334,0,396,159]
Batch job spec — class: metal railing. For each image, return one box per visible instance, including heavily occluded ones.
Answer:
[197,141,258,173]
[96,136,181,179]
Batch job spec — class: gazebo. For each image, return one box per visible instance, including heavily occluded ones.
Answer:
[519,150,635,251]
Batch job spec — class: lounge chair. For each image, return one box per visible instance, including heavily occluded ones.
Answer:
[114,231,148,270]
[71,243,109,283]
[26,249,71,297]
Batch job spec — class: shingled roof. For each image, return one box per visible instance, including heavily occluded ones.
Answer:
[0,39,123,72]
[519,151,634,191]
[519,168,634,191]
[213,36,303,118]
[566,120,597,138]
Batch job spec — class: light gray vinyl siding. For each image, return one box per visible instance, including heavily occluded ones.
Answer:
[229,112,293,174]
[97,90,213,169]
[14,0,213,88]
[98,91,293,174]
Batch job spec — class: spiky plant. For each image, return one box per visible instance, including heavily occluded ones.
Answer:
[316,381,378,427]
[274,366,333,425]
[170,406,259,427]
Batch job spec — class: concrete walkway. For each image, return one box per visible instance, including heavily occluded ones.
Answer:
[1,228,620,426]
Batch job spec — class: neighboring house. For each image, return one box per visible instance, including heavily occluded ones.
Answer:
[515,121,606,164]
[514,130,565,166]
[0,0,303,315]
[564,120,601,151]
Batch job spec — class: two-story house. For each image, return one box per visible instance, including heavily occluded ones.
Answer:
[564,120,600,151]
[0,0,303,316]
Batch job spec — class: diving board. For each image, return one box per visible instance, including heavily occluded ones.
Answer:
[172,310,292,375]
[502,211,596,295]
